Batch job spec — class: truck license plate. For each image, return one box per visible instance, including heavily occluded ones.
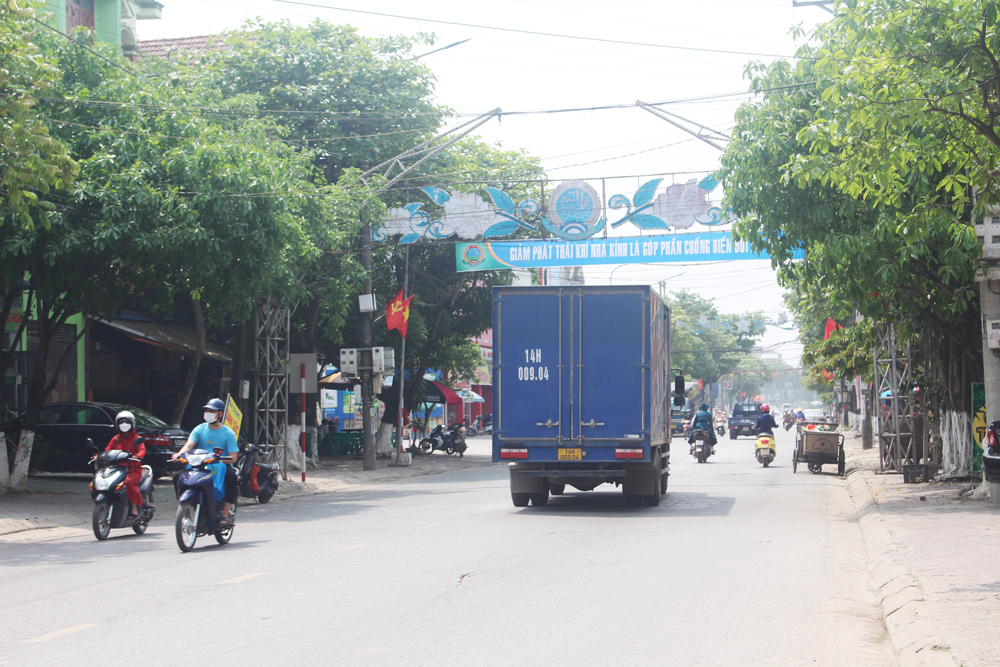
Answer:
[558,448,582,461]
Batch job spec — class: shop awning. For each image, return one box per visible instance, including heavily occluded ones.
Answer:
[100,318,232,363]
[378,374,461,404]
[319,372,355,391]
[424,380,462,405]
[454,388,484,403]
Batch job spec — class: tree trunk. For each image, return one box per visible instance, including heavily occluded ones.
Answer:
[0,430,10,490]
[172,295,206,428]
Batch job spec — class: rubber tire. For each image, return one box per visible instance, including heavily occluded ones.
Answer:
[644,451,663,506]
[549,483,565,495]
[809,463,822,474]
[763,458,770,468]
[419,439,432,454]
[132,520,147,535]
[466,428,477,438]
[176,500,199,553]
[837,448,846,477]
[257,487,274,504]
[697,447,708,463]
[623,494,643,507]
[215,522,233,545]
[792,450,798,473]
[660,468,668,494]
[93,501,111,541]
[511,492,529,507]
[530,491,549,507]
[730,433,737,440]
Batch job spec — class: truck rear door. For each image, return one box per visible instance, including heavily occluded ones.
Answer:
[577,289,646,445]
[494,288,565,445]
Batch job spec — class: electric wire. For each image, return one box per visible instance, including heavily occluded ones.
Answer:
[273,0,799,58]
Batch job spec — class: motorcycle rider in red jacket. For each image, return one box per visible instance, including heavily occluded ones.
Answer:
[105,410,146,520]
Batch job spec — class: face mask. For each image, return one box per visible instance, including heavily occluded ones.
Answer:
[118,422,132,433]
[204,412,218,424]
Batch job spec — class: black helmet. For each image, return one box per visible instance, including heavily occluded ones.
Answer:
[202,398,225,411]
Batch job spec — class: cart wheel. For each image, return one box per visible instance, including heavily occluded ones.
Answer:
[809,463,822,474]
[792,450,798,474]
[838,447,846,477]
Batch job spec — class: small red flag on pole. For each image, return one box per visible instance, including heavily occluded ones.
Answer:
[386,289,413,338]
[823,318,843,340]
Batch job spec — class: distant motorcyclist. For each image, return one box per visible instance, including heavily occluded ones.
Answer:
[688,402,718,454]
[755,404,779,436]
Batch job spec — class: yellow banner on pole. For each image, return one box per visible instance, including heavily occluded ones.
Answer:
[223,395,243,436]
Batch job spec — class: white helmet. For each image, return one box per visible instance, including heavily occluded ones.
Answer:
[115,410,135,432]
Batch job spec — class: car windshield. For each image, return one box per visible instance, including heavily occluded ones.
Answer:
[106,405,169,429]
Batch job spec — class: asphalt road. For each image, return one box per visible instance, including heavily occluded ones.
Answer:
[0,429,894,667]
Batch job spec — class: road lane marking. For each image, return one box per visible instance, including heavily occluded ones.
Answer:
[220,573,264,584]
[339,543,367,551]
[24,624,98,643]
[416,523,439,529]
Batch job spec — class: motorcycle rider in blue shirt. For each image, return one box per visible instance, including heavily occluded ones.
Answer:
[171,398,239,527]
[755,404,779,436]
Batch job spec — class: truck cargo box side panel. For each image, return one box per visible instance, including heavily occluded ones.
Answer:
[650,297,669,445]
[494,289,563,444]
[578,291,645,441]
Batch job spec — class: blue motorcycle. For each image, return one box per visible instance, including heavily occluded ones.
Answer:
[174,448,236,552]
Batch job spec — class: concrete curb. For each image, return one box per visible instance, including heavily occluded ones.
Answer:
[846,469,958,667]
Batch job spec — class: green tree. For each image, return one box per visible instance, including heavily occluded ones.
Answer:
[666,290,765,402]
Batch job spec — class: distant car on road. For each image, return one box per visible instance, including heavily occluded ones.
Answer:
[800,409,828,423]
[728,402,762,440]
[3,402,188,479]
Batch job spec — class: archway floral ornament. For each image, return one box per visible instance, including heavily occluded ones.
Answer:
[373,174,725,244]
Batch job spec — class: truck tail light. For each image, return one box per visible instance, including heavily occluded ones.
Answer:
[615,448,643,459]
[500,448,528,459]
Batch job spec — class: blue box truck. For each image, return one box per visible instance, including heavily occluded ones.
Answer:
[492,285,681,507]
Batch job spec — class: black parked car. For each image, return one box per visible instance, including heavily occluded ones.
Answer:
[4,403,189,479]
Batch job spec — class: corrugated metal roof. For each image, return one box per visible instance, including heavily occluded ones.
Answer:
[100,318,232,363]
[138,35,229,58]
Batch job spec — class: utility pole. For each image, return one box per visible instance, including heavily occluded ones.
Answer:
[360,209,376,471]
[356,108,502,470]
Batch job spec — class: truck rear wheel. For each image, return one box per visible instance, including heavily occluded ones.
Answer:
[529,491,549,506]
[623,493,642,507]
[549,483,565,495]
[511,492,529,507]
[644,450,663,506]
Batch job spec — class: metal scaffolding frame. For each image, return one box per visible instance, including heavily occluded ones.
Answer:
[253,298,290,478]
[873,323,916,471]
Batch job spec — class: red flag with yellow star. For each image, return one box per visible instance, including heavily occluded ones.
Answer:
[386,289,413,338]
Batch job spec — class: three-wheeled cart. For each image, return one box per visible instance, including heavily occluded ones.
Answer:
[792,428,846,476]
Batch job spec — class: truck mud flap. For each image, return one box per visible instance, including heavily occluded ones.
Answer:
[517,470,627,478]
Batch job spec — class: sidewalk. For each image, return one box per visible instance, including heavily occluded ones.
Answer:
[0,437,496,542]
[844,435,1000,667]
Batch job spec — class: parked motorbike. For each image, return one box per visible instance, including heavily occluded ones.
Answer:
[88,439,155,540]
[467,414,493,438]
[755,433,776,467]
[690,429,713,463]
[420,423,468,456]
[174,448,236,552]
[236,444,280,504]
